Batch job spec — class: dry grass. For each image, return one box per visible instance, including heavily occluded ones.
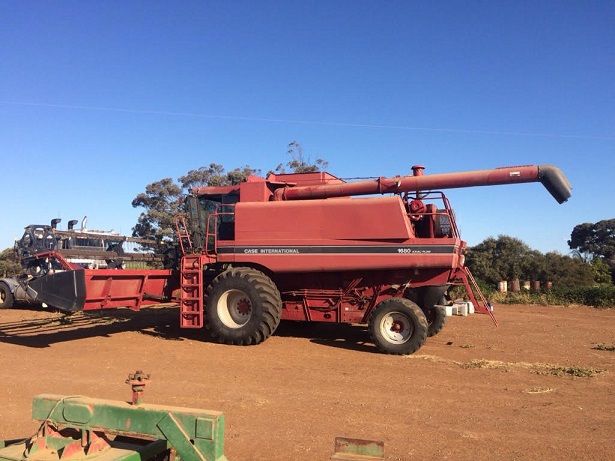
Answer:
[592,343,615,352]
[407,354,606,378]
[533,365,605,377]
[524,386,556,394]
[460,359,509,370]
[459,359,605,377]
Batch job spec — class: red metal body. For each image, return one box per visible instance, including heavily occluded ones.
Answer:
[22,250,177,312]
[81,269,176,310]
[177,164,570,328]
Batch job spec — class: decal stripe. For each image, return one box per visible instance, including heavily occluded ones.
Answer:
[217,245,457,255]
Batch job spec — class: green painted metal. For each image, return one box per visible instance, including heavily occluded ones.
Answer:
[330,437,384,461]
[30,394,226,461]
[0,437,168,461]
[0,441,26,450]
[157,413,207,461]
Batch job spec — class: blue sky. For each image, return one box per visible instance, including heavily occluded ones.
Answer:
[1,1,613,253]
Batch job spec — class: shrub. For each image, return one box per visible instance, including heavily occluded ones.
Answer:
[481,284,615,308]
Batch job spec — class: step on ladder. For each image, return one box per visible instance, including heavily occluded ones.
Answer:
[179,254,204,328]
[174,217,204,328]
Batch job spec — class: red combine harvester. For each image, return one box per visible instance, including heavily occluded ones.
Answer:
[4,164,571,355]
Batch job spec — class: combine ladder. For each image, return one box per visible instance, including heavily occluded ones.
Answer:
[456,266,498,326]
[174,217,204,328]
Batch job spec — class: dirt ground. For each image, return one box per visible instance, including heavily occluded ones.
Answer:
[1,304,614,460]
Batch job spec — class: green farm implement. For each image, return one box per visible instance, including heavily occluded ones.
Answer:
[0,372,384,461]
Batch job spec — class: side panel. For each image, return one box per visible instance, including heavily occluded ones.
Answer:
[234,196,414,241]
[225,196,461,273]
[82,269,177,311]
[216,240,460,272]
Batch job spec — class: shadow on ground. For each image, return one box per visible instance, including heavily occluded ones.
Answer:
[276,321,377,353]
[0,306,378,353]
[0,306,197,348]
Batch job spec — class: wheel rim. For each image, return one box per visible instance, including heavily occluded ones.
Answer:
[380,311,413,344]
[0,289,5,303]
[217,289,252,328]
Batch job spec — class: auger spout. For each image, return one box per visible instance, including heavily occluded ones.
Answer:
[273,164,571,203]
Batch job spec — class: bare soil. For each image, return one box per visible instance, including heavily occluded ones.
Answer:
[1,304,614,460]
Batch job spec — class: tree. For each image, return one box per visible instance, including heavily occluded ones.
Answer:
[178,164,260,190]
[131,178,182,241]
[0,248,20,277]
[466,235,597,288]
[591,258,613,285]
[274,141,328,174]
[466,236,537,286]
[537,252,595,287]
[568,219,615,282]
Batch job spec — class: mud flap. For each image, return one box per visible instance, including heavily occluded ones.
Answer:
[27,270,86,312]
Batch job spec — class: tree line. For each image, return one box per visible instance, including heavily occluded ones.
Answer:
[466,228,614,289]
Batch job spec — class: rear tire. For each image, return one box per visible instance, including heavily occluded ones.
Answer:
[205,267,282,345]
[0,282,14,309]
[423,292,448,337]
[406,287,448,337]
[368,298,428,355]
[424,303,447,337]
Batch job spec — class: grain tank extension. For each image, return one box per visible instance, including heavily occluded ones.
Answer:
[176,164,571,354]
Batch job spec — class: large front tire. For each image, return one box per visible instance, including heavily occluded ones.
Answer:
[368,298,428,355]
[205,267,282,345]
[0,282,14,309]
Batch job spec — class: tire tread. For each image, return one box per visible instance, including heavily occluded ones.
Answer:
[205,267,282,345]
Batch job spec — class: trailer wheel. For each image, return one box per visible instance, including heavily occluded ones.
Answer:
[205,267,282,345]
[0,282,14,309]
[368,298,428,355]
